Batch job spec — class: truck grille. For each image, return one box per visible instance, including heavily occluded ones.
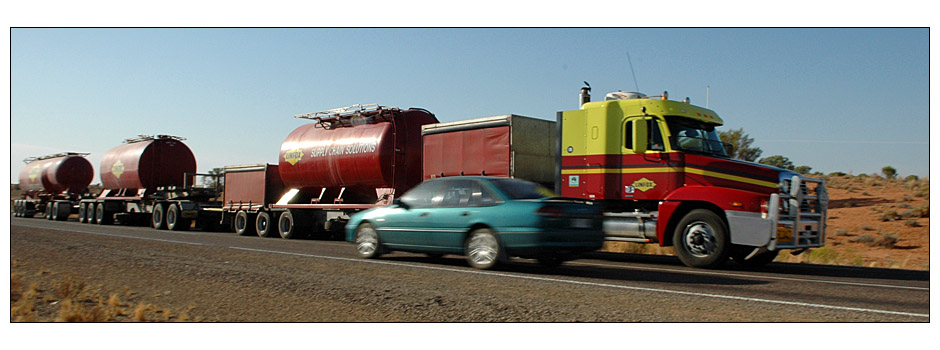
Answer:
[772,175,828,249]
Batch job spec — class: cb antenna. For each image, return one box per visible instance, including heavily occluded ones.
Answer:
[627,52,640,92]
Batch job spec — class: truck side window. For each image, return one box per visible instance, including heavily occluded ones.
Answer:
[648,120,664,151]
[624,121,633,149]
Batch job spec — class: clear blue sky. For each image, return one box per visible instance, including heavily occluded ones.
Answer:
[9,28,929,184]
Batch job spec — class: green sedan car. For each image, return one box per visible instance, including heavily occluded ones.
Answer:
[345,176,605,269]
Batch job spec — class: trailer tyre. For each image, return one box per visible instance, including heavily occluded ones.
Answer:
[46,202,54,220]
[152,203,166,230]
[167,204,192,231]
[672,209,730,269]
[234,210,256,236]
[86,203,98,224]
[255,211,277,238]
[278,210,301,239]
[95,203,113,225]
[78,203,87,223]
[53,202,71,221]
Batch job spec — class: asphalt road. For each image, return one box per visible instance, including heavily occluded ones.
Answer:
[10,216,929,322]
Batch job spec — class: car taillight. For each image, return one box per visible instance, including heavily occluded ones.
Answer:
[536,205,564,217]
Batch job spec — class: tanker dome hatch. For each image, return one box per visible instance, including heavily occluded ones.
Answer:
[123,134,187,144]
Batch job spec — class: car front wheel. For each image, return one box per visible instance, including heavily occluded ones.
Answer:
[354,223,381,259]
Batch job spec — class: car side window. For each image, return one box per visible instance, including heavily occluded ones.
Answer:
[469,180,499,206]
[439,179,473,208]
[400,181,443,209]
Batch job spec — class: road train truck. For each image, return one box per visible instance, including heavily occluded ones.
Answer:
[78,135,223,230]
[13,152,94,220]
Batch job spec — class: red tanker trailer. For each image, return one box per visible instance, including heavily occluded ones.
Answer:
[13,152,94,220]
[79,135,223,230]
[220,104,438,238]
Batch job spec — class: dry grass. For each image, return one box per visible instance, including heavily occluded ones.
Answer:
[10,265,197,322]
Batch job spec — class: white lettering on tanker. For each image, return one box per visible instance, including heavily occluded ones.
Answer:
[308,137,379,159]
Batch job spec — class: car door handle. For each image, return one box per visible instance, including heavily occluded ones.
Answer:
[461,211,470,216]
[420,212,430,217]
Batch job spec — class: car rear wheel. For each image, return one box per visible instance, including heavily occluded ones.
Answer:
[465,228,504,270]
[354,223,382,259]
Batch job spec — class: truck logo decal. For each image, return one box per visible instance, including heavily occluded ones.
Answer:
[309,138,379,158]
[632,177,656,192]
[28,166,40,182]
[112,160,125,179]
[283,148,304,166]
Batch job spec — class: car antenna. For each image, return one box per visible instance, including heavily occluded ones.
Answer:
[627,52,640,92]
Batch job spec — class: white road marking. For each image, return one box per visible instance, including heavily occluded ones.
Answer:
[568,261,930,291]
[230,247,929,319]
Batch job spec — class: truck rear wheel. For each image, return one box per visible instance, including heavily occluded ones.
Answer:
[53,202,70,221]
[46,202,54,220]
[152,203,166,230]
[167,204,192,231]
[672,209,729,268]
[234,210,256,236]
[255,211,277,238]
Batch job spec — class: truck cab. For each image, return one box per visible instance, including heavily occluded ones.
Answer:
[557,89,828,268]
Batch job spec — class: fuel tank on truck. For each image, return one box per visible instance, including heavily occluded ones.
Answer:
[278,105,438,203]
[99,135,196,191]
[18,153,94,195]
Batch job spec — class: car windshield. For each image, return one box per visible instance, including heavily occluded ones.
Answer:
[489,178,549,200]
[665,117,728,157]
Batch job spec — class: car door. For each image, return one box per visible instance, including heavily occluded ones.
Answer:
[379,180,443,248]
[425,179,500,249]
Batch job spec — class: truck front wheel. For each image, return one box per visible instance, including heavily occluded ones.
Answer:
[673,209,729,268]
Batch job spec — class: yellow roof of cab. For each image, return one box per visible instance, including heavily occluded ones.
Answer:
[581,98,723,125]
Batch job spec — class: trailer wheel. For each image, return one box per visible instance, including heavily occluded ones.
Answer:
[53,202,70,221]
[167,204,192,231]
[234,210,257,236]
[672,209,729,268]
[78,203,87,223]
[255,211,277,238]
[46,202,54,220]
[86,203,97,224]
[152,203,166,230]
[95,203,113,225]
[278,210,302,239]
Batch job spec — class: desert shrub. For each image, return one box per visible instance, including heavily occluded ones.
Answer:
[849,234,876,244]
[878,210,899,221]
[858,225,875,231]
[904,220,921,227]
[829,172,847,177]
[877,233,899,248]
[833,228,849,236]
[898,210,916,219]
[904,175,920,181]
[913,203,929,218]
[896,202,913,209]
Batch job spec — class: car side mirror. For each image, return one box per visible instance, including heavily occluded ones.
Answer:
[394,198,410,210]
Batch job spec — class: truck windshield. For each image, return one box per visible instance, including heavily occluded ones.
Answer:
[665,117,728,157]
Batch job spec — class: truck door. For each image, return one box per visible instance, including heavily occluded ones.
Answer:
[622,116,680,200]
